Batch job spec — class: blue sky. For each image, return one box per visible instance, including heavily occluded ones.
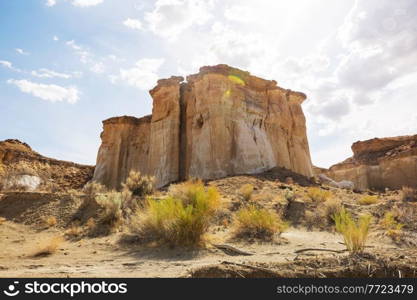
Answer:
[1,0,417,167]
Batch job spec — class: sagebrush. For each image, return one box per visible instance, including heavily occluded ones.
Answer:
[122,170,154,197]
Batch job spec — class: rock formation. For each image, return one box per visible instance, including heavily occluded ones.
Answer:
[0,139,94,191]
[93,64,313,189]
[325,135,417,190]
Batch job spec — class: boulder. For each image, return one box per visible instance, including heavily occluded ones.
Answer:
[317,174,354,190]
[3,174,41,192]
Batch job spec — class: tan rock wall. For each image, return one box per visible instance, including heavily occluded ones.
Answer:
[93,116,151,190]
[326,135,417,190]
[93,65,313,188]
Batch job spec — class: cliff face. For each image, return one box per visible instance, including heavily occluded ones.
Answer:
[93,65,313,189]
[326,135,417,190]
[93,116,151,189]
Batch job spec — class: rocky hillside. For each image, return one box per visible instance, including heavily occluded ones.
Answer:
[0,139,94,191]
[93,64,313,189]
[325,135,417,190]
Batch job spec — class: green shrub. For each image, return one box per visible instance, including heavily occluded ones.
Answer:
[137,181,220,246]
[233,205,287,240]
[333,208,371,253]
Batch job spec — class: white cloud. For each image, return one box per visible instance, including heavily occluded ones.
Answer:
[46,0,57,7]
[53,35,59,41]
[66,40,91,64]
[31,68,72,79]
[71,0,103,7]
[224,5,254,22]
[0,60,13,69]
[123,18,143,30]
[15,48,29,55]
[120,58,165,90]
[334,0,417,104]
[0,60,22,72]
[7,79,80,104]
[145,0,214,39]
[90,62,105,74]
[46,0,56,6]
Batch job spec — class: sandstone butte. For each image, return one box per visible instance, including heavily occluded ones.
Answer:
[93,64,314,189]
[325,134,417,190]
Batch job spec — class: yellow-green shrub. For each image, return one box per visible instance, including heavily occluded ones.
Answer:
[381,211,403,239]
[233,205,287,240]
[358,195,379,205]
[333,208,371,253]
[306,187,332,202]
[138,181,220,246]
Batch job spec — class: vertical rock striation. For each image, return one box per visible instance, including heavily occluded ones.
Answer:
[93,64,313,188]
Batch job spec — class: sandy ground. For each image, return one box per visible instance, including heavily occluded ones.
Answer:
[0,220,404,278]
[1,174,416,278]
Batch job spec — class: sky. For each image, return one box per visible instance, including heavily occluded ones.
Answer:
[1,0,417,168]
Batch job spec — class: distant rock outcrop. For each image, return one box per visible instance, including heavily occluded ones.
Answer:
[326,135,417,190]
[0,139,94,191]
[93,64,314,189]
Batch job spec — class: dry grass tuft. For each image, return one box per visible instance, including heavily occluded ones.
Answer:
[0,217,6,225]
[392,204,417,230]
[306,187,332,203]
[304,210,324,230]
[333,208,371,253]
[238,184,254,201]
[323,198,343,224]
[44,216,57,227]
[135,181,220,246]
[233,205,287,241]
[65,225,82,238]
[358,195,379,205]
[381,211,403,240]
[401,186,417,202]
[32,236,64,257]
[86,218,96,231]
